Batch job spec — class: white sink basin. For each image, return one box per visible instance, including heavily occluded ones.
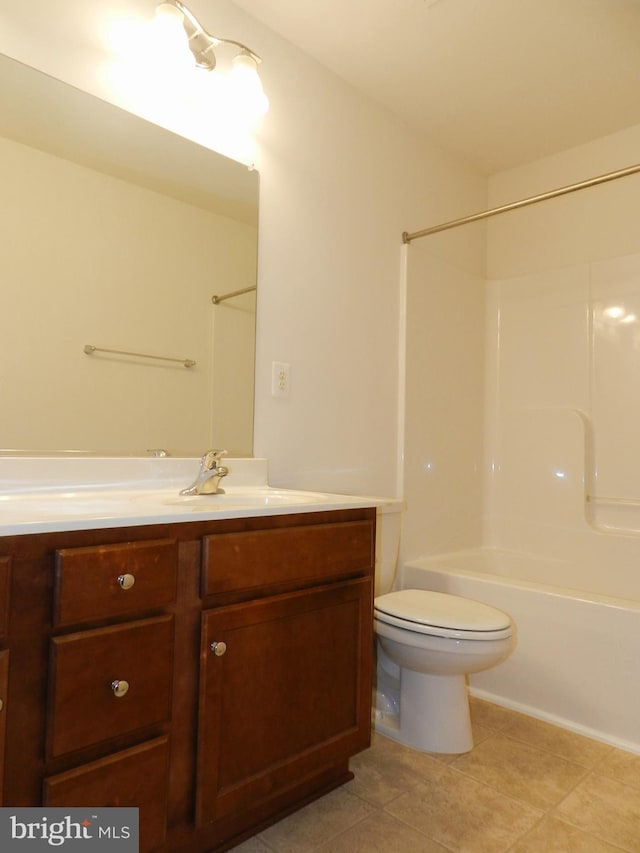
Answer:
[162,489,327,509]
[0,493,133,516]
[0,486,354,530]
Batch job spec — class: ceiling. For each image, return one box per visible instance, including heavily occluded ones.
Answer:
[234,0,640,175]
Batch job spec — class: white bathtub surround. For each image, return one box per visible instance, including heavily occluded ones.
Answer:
[401,548,640,754]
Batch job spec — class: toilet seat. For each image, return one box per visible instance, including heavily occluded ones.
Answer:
[375,589,513,641]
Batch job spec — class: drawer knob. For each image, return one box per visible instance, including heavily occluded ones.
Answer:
[111,679,130,698]
[117,573,136,590]
[210,641,227,657]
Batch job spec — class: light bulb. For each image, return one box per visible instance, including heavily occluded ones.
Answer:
[153,3,193,71]
[229,52,269,119]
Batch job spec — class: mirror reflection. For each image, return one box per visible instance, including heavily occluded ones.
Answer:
[0,53,259,457]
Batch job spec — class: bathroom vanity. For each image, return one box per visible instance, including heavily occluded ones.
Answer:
[0,459,378,852]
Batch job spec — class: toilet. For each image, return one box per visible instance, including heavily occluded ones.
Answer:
[374,507,516,754]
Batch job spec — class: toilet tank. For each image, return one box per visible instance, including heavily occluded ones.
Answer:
[375,501,405,598]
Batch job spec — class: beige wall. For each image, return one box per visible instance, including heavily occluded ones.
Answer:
[211,290,256,455]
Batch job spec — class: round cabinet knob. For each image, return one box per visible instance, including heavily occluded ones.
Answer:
[210,641,227,657]
[111,679,130,698]
[0,698,3,712]
[117,573,136,590]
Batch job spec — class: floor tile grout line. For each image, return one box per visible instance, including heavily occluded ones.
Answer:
[379,789,542,853]
[433,758,552,817]
[472,708,640,761]
[548,763,600,814]
[253,834,281,852]
[469,700,624,759]
[322,789,380,844]
[372,730,584,816]
[501,813,631,853]
[384,809,461,853]
[547,767,639,853]
[496,728,616,769]
[371,729,619,816]
[398,724,640,852]
[304,807,372,853]
[468,714,615,762]
[324,803,461,853]
[288,788,382,853]
[449,730,601,804]
[502,811,550,853]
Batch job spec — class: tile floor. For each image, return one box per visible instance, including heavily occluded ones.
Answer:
[229,697,640,852]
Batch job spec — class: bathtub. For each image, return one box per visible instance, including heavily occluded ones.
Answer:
[400,548,640,754]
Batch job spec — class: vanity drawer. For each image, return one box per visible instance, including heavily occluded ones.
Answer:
[54,539,177,628]
[0,557,10,642]
[202,519,375,597]
[44,736,169,853]
[47,615,173,758]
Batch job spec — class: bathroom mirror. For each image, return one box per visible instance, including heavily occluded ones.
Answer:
[0,53,258,457]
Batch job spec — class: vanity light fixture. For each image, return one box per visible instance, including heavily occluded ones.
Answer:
[155,0,268,115]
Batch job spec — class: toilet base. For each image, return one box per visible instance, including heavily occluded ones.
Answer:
[374,672,473,754]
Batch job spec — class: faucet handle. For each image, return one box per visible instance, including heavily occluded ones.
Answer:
[202,449,227,470]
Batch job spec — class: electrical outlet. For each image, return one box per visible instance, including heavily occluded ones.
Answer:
[271,361,291,397]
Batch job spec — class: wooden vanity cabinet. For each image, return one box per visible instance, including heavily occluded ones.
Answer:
[0,507,375,853]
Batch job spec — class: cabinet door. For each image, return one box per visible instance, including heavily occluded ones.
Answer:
[196,576,373,826]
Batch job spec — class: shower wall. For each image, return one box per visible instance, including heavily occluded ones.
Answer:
[485,121,640,574]
[402,120,640,587]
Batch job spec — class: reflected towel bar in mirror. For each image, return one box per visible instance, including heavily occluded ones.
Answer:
[83,344,196,368]
[211,286,256,304]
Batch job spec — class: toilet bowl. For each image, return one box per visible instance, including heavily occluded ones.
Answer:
[374,588,515,754]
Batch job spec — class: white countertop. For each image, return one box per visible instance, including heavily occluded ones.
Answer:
[0,456,402,537]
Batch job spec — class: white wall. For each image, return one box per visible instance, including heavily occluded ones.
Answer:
[401,229,486,561]
[0,0,485,497]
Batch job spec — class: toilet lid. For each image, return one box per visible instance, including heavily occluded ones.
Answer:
[374,589,512,636]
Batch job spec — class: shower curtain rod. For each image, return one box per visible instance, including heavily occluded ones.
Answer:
[402,162,640,244]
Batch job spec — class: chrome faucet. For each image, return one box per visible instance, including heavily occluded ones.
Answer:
[180,450,229,495]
